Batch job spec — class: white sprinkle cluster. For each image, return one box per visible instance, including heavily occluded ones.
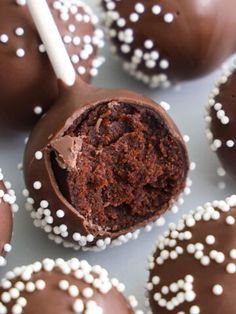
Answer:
[0,258,143,314]
[103,0,177,88]
[148,196,236,313]
[24,171,191,251]
[0,168,18,267]
[151,274,196,311]
[205,61,236,187]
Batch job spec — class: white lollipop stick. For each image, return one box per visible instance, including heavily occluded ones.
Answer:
[27,0,76,86]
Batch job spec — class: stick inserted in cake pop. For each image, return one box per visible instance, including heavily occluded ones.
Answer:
[24,0,190,251]
[27,0,76,86]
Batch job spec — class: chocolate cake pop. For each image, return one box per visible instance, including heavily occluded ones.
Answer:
[23,0,189,251]
[0,0,104,130]
[0,169,18,267]
[102,0,236,88]
[206,61,236,182]
[147,195,236,314]
[0,258,142,314]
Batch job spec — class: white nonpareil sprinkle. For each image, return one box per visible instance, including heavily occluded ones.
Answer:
[33,181,42,190]
[16,48,25,58]
[0,34,9,43]
[73,299,84,313]
[35,151,43,160]
[34,106,43,115]
[152,5,161,15]
[164,13,174,23]
[15,27,24,36]
[212,284,223,296]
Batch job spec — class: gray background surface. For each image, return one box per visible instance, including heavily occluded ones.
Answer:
[0,1,235,311]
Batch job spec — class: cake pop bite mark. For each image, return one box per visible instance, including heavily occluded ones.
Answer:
[0,0,105,130]
[0,258,142,314]
[102,0,236,88]
[24,0,190,251]
[147,195,236,314]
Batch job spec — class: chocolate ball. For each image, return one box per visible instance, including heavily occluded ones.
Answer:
[0,0,104,130]
[147,195,236,314]
[23,79,189,251]
[102,0,236,88]
[206,62,236,181]
[0,170,17,267]
[0,258,140,314]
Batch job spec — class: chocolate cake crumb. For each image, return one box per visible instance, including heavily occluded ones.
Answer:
[52,102,187,235]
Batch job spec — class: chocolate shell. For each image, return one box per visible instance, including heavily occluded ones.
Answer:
[0,0,104,130]
[0,169,17,267]
[148,195,236,314]
[0,258,140,314]
[23,79,189,251]
[206,62,236,181]
[102,0,236,87]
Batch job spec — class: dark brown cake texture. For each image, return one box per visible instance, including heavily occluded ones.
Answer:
[147,195,236,314]
[0,0,104,130]
[102,0,236,88]
[0,169,18,267]
[23,78,190,251]
[0,258,142,314]
[206,62,236,183]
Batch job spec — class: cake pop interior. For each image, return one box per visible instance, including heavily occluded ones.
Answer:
[51,101,187,234]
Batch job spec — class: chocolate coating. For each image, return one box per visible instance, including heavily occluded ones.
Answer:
[0,0,104,130]
[23,79,189,251]
[0,171,17,267]
[102,0,236,88]
[206,63,236,181]
[0,258,136,313]
[148,196,236,314]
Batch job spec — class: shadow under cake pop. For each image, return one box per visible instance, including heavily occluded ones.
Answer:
[23,0,190,251]
[0,0,104,130]
[102,0,236,88]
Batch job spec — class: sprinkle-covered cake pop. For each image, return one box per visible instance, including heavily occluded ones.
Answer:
[0,0,104,130]
[0,169,18,267]
[23,80,190,251]
[147,195,236,314]
[0,258,142,314]
[102,0,236,88]
[23,0,190,251]
[206,61,236,182]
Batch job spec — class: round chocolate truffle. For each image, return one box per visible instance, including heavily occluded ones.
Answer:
[102,0,236,88]
[0,258,142,314]
[0,169,17,267]
[0,0,104,130]
[147,195,236,314]
[206,62,236,182]
[23,79,189,251]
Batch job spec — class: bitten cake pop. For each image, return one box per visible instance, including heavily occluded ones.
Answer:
[102,0,236,88]
[147,195,236,314]
[23,0,189,251]
[0,169,17,267]
[0,0,104,130]
[206,61,236,182]
[0,258,142,313]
